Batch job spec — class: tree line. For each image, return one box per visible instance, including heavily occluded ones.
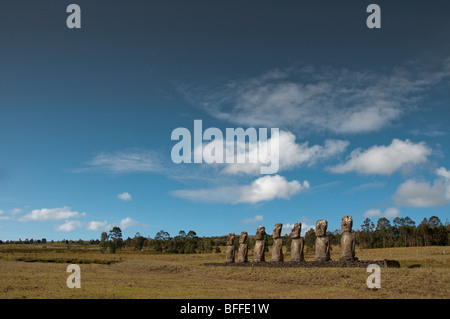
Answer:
[98,228,221,254]
[95,215,449,254]
[301,215,449,250]
[1,216,448,253]
[354,216,449,249]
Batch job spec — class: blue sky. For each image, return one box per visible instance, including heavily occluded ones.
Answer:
[1,0,450,241]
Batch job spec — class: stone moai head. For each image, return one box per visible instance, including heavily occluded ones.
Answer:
[341,215,353,233]
[239,231,248,244]
[273,223,283,239]
[315,220,328,237]
[290,222,302,239]
[255,226,266,240]
[226,233,235,246]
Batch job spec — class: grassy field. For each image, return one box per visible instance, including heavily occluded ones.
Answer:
[0,244,448,299]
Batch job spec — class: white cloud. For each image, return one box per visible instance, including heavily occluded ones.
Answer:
[0,208,21,220]
[363,207,400,219]
[363,209,382,218]
[217,130,348,175]
[238,175,308,204]
[119,217,143,229]
[436,167,450,179]
[84,149,162,174]
[393,167,450,207]
[394,180,446,207]
[55,220,83,232]
[86,221,110,231]
[241,215,264,224]
[173,175,309,204]
[19,206,85,222]
[185,60,450,133]
[385,207,400,218]
[117,192,132,201]
[85,218,143,231]
[345,182,386,194]
[329,139,431,175]
[10,208,21,215]
[409,128,447,137]
[281,219,315,237]
[281,223,296,236]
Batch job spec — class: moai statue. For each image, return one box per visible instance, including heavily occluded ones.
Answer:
[253,226,266,262]
[340,215,357,261]
[238,231,248,263]
[290,223,304,262]
[315,220,331,261]
[225,233,236,263]
[271,223,283,262]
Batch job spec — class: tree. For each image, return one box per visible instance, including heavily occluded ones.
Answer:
[198,237,213,253]
[330,229,341,246]
[304,228,315,251]
[375,217,392,248]
[417,218,431,246]
[404,217,416,246]
[108,226,123,253]
[109,227,122,241]
[358,217,376,248]
[184,230,198,253]
[153,230,171,252]
[132,232,146,251]
[186,230,197,238]
[427,216,447,245]
[428,216,442,228]
[99,232,109,253]
[155,230,170,241]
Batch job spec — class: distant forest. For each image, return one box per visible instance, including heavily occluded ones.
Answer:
[1,216,449,254]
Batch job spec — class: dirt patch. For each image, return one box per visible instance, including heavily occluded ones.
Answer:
[204,259,400,268]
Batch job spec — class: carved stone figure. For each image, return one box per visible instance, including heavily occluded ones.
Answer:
[238,231,248,263]
[340,215,357,261]
[271,223,283,262]
[290,223,304,262]
[315,220,331,261]
[225,233,236,263]
[253,226,266,262]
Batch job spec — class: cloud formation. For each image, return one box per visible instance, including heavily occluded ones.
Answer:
[393,167,450,207]
[172,175,309,204]
[186,59,450,133]
[216,130,348,176]
[84,149,163,174]
[117,192,132,201]
[363,207,400,219]
[19,206,85,222]
[119,217,143,229]
[329,139,431,175]
[0,210,9,221]
[86,221,109,231]
[56,220,83,232]
[241,215,264,224]
[281,220,315,237]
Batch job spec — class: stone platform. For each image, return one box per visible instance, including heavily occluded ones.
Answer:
[204,259,400,268]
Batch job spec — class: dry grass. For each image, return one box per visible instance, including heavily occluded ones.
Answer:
[0,245,448,299]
